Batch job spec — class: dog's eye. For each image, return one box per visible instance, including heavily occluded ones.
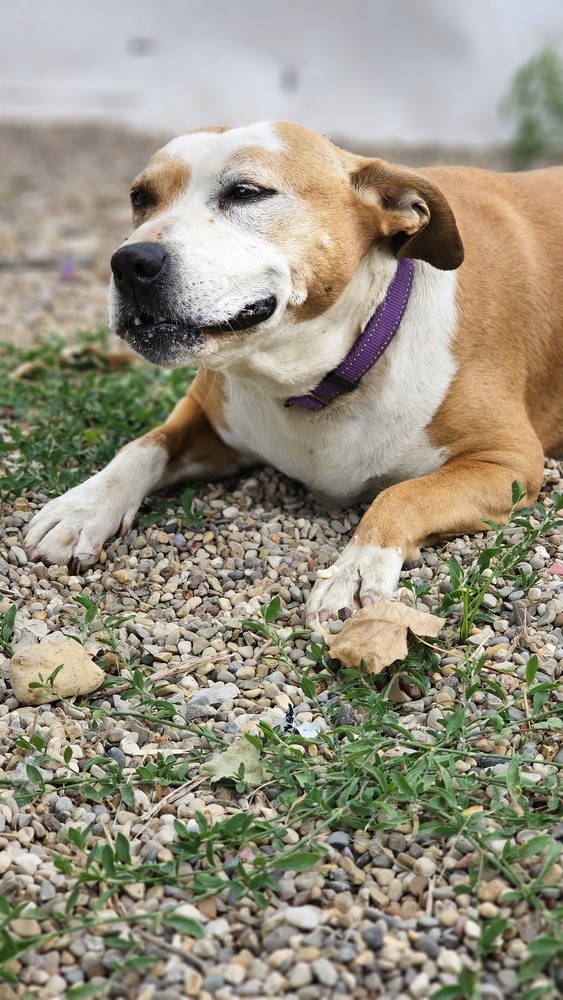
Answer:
[131,188,149,210]
[224,183,275,202]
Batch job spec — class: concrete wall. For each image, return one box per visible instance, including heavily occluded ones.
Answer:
[1,0,562,145]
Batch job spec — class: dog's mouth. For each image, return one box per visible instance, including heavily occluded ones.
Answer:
[117,295,277,364]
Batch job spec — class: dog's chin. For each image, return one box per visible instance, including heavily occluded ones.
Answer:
[115,296,277,367]
[118,321,202,366]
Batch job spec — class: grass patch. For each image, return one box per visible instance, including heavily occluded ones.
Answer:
[0,330,190,500]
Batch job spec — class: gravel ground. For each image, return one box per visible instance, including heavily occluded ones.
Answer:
[1,124,562,999]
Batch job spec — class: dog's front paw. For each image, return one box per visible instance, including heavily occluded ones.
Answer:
[305,542,403,626]
[25,473,139,571]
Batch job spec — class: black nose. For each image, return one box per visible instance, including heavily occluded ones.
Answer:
[111,242,168,299]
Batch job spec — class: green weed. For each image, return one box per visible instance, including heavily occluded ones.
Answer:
[0,603,16,656]
[438,483,563,640]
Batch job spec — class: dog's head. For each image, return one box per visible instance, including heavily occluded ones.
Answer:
[109,122,463,378]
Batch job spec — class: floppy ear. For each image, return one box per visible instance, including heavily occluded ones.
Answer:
[352,159,464,271]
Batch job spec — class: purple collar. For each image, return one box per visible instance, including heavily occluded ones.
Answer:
[285,257,414,411]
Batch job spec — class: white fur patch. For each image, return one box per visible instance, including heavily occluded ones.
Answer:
[305,542,403,625]
[163,122,287,162]
[25,441,169,567]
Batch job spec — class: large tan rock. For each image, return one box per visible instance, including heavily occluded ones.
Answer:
[9,639,104,705]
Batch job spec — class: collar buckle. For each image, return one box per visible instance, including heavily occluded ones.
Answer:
[325,371,358,393]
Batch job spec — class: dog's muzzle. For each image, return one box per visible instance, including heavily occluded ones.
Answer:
[110,241,277,366]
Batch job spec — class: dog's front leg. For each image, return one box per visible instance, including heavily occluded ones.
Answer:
[25,373,242,572]
[305,448,544,625]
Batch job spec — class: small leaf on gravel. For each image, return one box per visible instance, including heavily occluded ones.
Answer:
[200,737,267,787]
[68,985,108,1000]
[161,914,206,938]
[270,850,324,871]
[325,600,444,674]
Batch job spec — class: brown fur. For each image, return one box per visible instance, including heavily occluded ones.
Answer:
[145,370,238,482]
[131,154,191,226]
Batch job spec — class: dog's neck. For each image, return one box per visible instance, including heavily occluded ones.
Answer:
[285,257,414,411]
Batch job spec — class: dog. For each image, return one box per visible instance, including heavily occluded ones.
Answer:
[25,122,563,624]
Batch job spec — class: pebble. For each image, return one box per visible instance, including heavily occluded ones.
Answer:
[480,986,504,1000]
[224,963,246,986]
[285,906,321,930]
[9,639,104,705]
[413,857,436,877]
[312,958,338,987]
[15,852,41,875]
[499,970,521,992]
[190,683,240,706]
[55,795,73,813]
[465,919,481,939]
[336,704,357,726]
[362,926,384,950]
[409,972,430,997]
[289,963,312,988]
[438,949,462,974]
[11,545,28,566]
[11,918,42,937]
[477,879,507,902]
[415,935,439,959]
[264,928,294,953]
[388,833,407,852]
[326,831,351,850]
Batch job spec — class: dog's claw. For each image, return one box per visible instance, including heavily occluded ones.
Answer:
[68,557,81,577]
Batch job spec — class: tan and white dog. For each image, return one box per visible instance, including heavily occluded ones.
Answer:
[25,122,563,623]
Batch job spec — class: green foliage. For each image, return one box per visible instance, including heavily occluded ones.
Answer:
[0,331,190,500]
[519,935,563,991]
[502,45,563,166]
[138,484,203,530]
[438,483,563,640]
[50,810,325,918]
[432,968,479,1000]
[0,604,16,656]
[69,593,133,656]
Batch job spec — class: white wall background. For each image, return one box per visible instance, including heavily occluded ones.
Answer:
[1,0,562,145]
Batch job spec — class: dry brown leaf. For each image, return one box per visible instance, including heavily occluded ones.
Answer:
[11,346,136,380]
[10,360,47,380]
[326,600,445,675]
[59,345,137,369]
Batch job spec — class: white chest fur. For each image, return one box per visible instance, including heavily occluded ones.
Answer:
[220,264,459,506]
